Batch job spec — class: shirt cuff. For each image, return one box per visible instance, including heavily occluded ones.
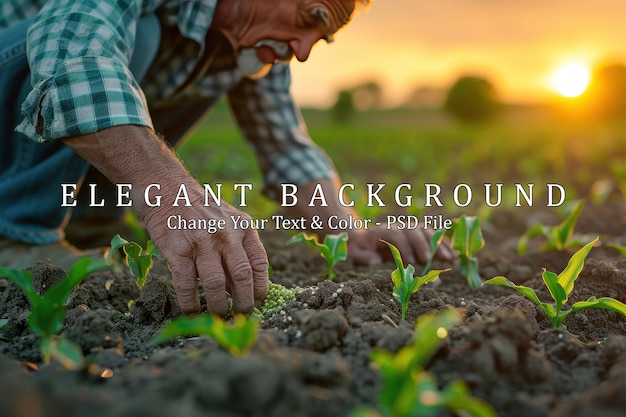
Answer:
[16,56,153,143]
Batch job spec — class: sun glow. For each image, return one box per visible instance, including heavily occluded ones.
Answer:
[551,62,591,98]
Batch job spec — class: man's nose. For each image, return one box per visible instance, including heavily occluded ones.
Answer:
[289,34,319,62]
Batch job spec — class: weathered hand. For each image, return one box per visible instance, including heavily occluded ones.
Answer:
[346,224,454,267]
[142,184,269,316]
[61,126,268,316]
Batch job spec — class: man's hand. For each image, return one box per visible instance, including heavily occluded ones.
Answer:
[62,125,269,315]
[346,225,453,267]
[142,185,269,316]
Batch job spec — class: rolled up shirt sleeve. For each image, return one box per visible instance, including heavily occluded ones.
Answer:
[15,0,153,142]
[227,63,337,201]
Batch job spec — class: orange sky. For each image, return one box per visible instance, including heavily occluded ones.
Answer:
[289,0,626,108]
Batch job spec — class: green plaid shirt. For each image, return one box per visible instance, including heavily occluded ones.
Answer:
[2,0,335,198]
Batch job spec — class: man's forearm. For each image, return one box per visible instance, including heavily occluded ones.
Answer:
[61,125,194,216]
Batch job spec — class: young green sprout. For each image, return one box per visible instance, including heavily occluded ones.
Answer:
[287,232,348,280]
[108,234,162,288]
[484,237,626,328]
[0,258,107,369]
[608,243,626,258]
[420,229,448,276]
[383,240,449,321]
[517,199,585,254]
[350,309,497,417]
[154,313,259,357]
[449,216,485,288]
[420,216,485,288]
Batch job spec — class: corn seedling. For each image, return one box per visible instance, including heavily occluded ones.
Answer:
[450,216,485,288]
[154,313,259,357]
[0,258,107,369]
[420,229,448,276]
[517,200,586,255]
[420,216,485,288]
[350,309,497,417]
[384,240,449,321]
[108,234,162,288]
[484,237,626,328]
[252,281,300,321]
[287,232,348,280]
[608,243,626,257]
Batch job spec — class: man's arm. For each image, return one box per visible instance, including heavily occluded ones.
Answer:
[62,125,269,315]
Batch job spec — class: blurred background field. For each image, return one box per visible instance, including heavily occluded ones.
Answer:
[177,97,626,219]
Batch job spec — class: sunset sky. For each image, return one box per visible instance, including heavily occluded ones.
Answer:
[289,0,626,108]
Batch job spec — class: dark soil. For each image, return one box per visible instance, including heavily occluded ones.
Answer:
[1,204,625,417]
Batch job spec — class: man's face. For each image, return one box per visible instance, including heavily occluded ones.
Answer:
[236,0,356,78]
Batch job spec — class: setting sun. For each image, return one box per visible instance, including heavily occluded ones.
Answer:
[551,62,591,98]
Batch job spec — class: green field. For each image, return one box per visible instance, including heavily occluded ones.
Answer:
[176,100,626,218]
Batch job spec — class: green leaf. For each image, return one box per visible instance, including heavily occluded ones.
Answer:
[413,371,446,415]
[451,216,484,257]
[0,319,8,330]
[123,242,153,287]
[517,223,548,254]
[0,268,38,303]
[324,233,348,263]
[459,257,483,288]
[444,380,498,417]
[384,240,449,321]
[45,258,107,304]
[373,347,418,417]
[287,232,320,247]
[412,268,450,293]
[410,308,460,369]
[108,234,130,263]
[608,243,626,257]
[49,336,84,370]
[145,240,162,259]
[421,229,447,276]
[518,201,586,254]
[209,314,259,356]
[541,269,566,310]
[288,232,348,280]
[570,296,626,316]
[154,315,217,343]
[483,276,557,322]
[2,258,105,339]
[557,237,598,299]
[109,235,159,286]
[384,239,406,272]
[555,200,584,249]
[154,314,259,357]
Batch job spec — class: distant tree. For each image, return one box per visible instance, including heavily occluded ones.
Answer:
[352,81,383,110]
[331,89,355,124]
[583,62,626,120]
[404,86,447,109]
[443,75,500,123]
